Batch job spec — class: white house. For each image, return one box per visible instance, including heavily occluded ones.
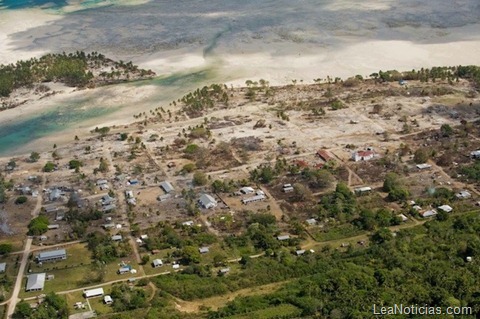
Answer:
[421,210,437,218]
[104,295,113,305]
[456,190,471,199]
[470,150,480,158]
[416,163,432,170]
[355,186,372,194]
[352,150,375,162]
[240,187,255,194]
[438,204,453,213]
[84,288,104,298]
[199,247,210,254]
[182,221,194,227]
[152,259,163,268]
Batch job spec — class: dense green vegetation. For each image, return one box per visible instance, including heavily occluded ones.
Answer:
[27,215,49,235]
[110,283,147,312]
[14,292,68,319]
[142,222,217,253]
[0,51,154,97]
[0,173,14,204]
[86,232,132,263]
[179,84,229,117]
[371,65,480,88]
[148,212,479,318]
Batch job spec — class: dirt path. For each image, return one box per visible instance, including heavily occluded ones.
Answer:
[129,237,145,276]
[10,240,84,255]
[6,173,46,317]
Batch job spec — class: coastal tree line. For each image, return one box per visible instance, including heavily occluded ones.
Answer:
[0,51,155,97]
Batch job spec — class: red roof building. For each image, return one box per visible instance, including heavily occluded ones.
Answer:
[317,150,333,162]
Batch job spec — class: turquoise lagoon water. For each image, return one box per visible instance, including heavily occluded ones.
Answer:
[0,67,220,156]
[0,101,118,155]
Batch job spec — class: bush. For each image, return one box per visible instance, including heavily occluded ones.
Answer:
[193,172,207,186]
[43,162,56,172]
[15,196,28,205]
[68,159,83,170]
[0,243,12,255]
[28,215,49,235]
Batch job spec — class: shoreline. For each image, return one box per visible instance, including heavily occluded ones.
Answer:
[1,3,480,157]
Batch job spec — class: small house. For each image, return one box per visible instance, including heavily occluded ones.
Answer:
[198,194,217,209]
[470,150,480,158]
[240,187,255,194]
[398,214,408,222]
[355,186,372,194]
[277,235,290,241]
[456,190,471,199]
[44,206,58,213]
[104,295,113,305]
[172,264,180,270]
[118,266,131,275]
[316,150,334,162]
[102,204,116,212]
[219,268,230,274]
[158,194,171,202]
[422,210,437,218]
[416,163,432,170]
[111,235,123,241]
[128,179,139,185]
[152,259,163,268]
[125,190,134,198]
[182,221,194,227]
[49,189,63,202]
[295,250,306,256]
[283,186,294,193]
[305,218,317,226]
[199,247,209,254]
[0,263,6,273]
[47,224,59,230]
[352,150,375,162]
[160,181,175,193]
[101,195,115,206]
[438,205,453,213]
[96,180,108,186]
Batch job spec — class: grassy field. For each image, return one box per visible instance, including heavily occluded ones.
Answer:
[0,253,22,300]
[89,293,114,316]
[65,290,89,314]
[28,243,92,273]
[311,223,364,242]
[225,304,301,319]
[19,265,92,298]
[103,255,140,282]
[0,237,25,253]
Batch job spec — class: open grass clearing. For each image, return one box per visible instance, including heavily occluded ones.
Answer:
[175,280,291,313]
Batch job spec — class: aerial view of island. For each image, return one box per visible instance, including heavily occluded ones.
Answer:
[0,1,479,318]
